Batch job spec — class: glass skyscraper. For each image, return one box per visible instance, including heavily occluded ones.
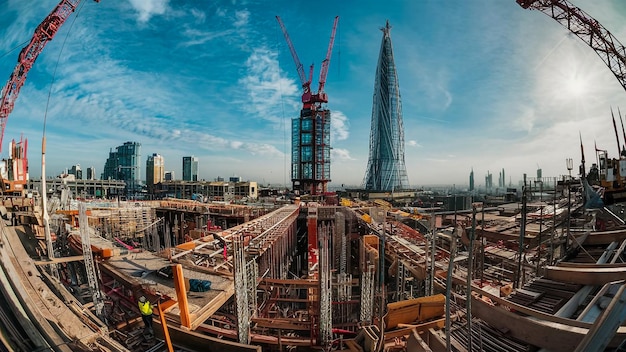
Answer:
[363,21,410,192]
[102,141,141,195]
[182,156,198,181]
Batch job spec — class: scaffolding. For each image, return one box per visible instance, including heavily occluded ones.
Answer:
[360,264,375,323]
[78,202,105,319]
[319,224,332,346]
[233,233,250,344]
[363,20,410,192]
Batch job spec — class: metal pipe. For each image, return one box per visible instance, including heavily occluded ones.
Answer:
[536,180,543,275]
[466,204,477,351]
[566,158,574,255]
[516,174,527,288]
[445,226,457,352]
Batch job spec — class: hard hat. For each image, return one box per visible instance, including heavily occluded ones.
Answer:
[139,296,146,303]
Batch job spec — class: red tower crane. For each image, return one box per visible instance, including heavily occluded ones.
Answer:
[276,16,339,109]
[276,16,339,198]
[0,0,98,193]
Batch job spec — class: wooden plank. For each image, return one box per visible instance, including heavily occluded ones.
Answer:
[34,255,84,265]
[471,292,626,350]
[190,284,234,330]
[385,295,445,330]
[251,318,312,331]
[472,294,585,352]
[583,229,626,245]
[545,265,626,285]
[405,329,433,352]
[1,226,92,350]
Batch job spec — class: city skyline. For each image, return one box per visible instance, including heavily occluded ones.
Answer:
[1,1,626,187]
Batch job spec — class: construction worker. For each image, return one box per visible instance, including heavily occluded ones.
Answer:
[138,296,154,336]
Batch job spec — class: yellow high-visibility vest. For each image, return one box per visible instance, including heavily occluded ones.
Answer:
[138,300,153,316]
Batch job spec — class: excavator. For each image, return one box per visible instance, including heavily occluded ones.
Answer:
[0,0,99,195]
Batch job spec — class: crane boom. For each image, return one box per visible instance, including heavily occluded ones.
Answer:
[317,16,339,101]
[276,16,310,94]
[517,0,626,93]
[0,0,90,152]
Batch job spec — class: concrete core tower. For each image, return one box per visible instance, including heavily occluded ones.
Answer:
[363,21,410,191]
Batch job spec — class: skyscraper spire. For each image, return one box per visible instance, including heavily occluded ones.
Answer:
[363,20,410,191]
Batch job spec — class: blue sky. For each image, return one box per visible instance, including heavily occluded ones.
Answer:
[1,0,626,188]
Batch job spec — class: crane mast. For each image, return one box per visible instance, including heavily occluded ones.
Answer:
[0,0,95,153]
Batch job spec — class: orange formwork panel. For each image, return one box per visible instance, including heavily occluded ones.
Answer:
[384,294,445,330]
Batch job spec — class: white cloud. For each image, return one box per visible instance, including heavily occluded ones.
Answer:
[181,27,232,47]
[127,0,169,23]
[216,8,227,17]
[331,110,349,141]
[239,48,300,125]
[407,140,420,147]
[332,148,354,161]
[234,10,250,28]
[190,9,206,23]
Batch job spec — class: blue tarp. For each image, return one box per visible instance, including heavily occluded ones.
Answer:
[189,279,211,292]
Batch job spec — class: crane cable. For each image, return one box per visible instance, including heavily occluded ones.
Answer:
[276,19,288,189]
[43,0,88,135]
[0,39,30,60]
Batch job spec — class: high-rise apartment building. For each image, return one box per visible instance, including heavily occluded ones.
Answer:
[102,141,141,195]
[146,153,165,196]
[86,166,96,180]
[182,156,198,181]
[165,171,174,181]
[363,21,410,191]
[69,164,82,180]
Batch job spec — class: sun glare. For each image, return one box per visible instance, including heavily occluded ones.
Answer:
[563,73,587,97]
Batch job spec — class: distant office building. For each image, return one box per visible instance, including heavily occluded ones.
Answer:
[160,180,258,201]
[101,141,141,195]
[69,164,82,180]
[485,171,493,190]
[496,168,506,188]
[164,171,174,181]
[86,166,96,180]
[363,21,410,192]
[182,156,198,181]
[146,153,165,196]
[469,168,474,192]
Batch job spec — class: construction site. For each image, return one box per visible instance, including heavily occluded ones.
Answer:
[3,0,626,351]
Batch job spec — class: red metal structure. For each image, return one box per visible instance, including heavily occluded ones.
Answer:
[518,0,626,205]
[517,0,626,92]
[0,0,97,152]
[0,0,97,193]
[276,16,339,109]
[276,16,339,196]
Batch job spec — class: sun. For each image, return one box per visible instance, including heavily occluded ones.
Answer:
[563,72,588,98]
